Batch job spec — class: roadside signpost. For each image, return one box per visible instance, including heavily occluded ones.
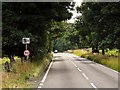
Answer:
[22,37,30,59]
[22,38,30,50]
[22,37,30,44]
[24,50,30,56]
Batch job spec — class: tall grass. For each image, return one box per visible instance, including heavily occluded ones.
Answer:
[68,49,88,56]
[69,49,119,72]
[2,53,53,88]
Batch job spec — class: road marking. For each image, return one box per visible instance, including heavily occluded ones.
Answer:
[74,64,77,67]
[71,61,75,64]
[79,56,118,74]
[99,64,118,73]
[38,86,41,88]
[70,61,77,66]
[70,60,78,68]
[82,73,89,80]
[91,83,97,88]
[39,83,43,86]
[77,68,82,72]
[41,61,53,83]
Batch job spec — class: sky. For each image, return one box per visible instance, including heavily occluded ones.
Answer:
[67,0,83,23]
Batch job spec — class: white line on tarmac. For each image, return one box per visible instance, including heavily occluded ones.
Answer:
[80,56,118,74]
[74,64,77,67]
[39,83,43,86]
[91,83,97,88]
[82,73,89,80]
[38,86,41,88]
[77,68,82,72]
[99,64,118,74]
[41,61,53,83]
[71,61,74,64]
[70,61,77,66]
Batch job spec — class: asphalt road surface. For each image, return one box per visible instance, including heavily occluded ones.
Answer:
[37,53,118,89]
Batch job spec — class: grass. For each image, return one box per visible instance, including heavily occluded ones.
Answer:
[67,49,88,56]
[68,49,119,72]
[2,53,53,88]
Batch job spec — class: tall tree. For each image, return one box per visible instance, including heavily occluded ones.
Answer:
[76,2,120,54]
[2,2,75,61]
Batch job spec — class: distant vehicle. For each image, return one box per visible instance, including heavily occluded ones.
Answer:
[54,50,58,53]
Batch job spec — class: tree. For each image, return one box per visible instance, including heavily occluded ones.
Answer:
[76,2,120,54]
[2,2,75,62]
[53,23,80,52]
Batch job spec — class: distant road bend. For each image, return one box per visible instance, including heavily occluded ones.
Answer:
[37,53,118,89]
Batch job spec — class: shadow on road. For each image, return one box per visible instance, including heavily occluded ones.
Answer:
[74,58,88,61]
[54,56,61,58]
[74,58,96,64]
[81,61,96,64]
[53,59,65,62]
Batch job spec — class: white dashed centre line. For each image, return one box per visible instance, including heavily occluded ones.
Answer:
[77,68,82,72]
[67,54,99,89]
[82,73,89,80]
[91,83,97,88]
[71,61,75,65]
[39,83,43,86]
[74,64,77,67]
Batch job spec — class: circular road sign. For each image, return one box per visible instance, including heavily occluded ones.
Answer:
[24,50,30,56]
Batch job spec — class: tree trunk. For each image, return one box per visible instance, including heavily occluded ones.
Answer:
[96,46,98,51]
[8,54,15,63]
[92,47,95,52]
[4,61,10,72]
[102,49,105,55]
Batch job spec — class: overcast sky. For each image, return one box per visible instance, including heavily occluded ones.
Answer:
[67,0,83,23]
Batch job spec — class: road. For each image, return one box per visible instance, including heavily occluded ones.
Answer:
[37,53,118,89]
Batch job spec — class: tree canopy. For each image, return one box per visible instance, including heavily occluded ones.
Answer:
[2,2,75,60]
[75,2,120,54]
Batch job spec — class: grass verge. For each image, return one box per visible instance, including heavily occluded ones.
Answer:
[68,49,119,72]
[2,53,53,88]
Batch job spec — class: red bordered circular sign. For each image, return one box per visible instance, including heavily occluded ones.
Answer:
[24,50,30,56]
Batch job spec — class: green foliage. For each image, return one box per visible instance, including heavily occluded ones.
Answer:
[75,2,120,50]
[2,53,53,88]
[53,23,80,52]
[2,2,76,88]
[2,2,74,59]
[104,48,119,56]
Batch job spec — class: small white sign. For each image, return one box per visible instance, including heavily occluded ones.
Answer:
[22,38,30,44]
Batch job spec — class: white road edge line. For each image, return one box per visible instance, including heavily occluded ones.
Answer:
[80,56,118,74]
[77,68,82,72]
[41,61,53,83]
[91,83,97,88]
[99,64,118,74]
[82,73,89,80]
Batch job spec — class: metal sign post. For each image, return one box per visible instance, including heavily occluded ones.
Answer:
[25,44,27,50]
